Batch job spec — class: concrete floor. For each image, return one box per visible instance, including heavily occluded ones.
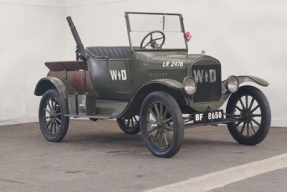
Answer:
[0,120,286,192]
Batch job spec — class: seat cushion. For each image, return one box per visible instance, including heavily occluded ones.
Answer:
[86,46,135,59]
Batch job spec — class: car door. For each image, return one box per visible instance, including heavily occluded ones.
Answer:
[108,59,132,93]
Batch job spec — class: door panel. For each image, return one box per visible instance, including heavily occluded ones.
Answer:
[108,60,132,93]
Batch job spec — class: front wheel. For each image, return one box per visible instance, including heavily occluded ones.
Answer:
[226,86,271,145]
[39,89,69,142]
[140,91,184,158]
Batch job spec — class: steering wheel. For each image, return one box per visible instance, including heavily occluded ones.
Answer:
[140,31,165,49]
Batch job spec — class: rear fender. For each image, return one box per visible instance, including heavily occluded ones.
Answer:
[120,79,187,117]
[34,76,76,113]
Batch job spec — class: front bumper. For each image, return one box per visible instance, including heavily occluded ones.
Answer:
[183,117,237,129]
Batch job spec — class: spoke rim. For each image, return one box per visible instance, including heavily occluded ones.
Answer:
[232,94,262,138]
[121,115,139,131]
[43,96,62,135]
[146,101,174,149]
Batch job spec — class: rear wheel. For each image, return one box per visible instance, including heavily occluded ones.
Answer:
[140,91,184,158]
[226,86,271,145]
[89,118,98,121]
[117,115,140,134]
[39,89,69,142]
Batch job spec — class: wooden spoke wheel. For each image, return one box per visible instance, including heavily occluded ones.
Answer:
[39,89,69,142]
[226,86,271,145]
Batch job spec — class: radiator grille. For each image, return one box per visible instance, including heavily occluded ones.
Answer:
[192,64,221,103]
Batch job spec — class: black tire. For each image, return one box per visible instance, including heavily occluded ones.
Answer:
[140,91,184,158]
[39,89,69,142]
[226,86,271,145]
[117,115,140,134]
[89,118,98,121]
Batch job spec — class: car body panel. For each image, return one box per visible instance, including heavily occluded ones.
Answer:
[34,76,76,113]
[238,75,269,86]
[35,12,270,120]
[118,79,187,117]
[34,12,272,158]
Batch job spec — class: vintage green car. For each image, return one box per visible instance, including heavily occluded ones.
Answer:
[34,12,271,158]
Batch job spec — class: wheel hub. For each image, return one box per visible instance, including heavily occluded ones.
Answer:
[49,110,56,118]
[241,109,252,122]
[155,118,165,133]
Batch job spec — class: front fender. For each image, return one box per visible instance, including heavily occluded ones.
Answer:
[222,75,269,89]
[119,79,186,117]
[34,76,76,113]
[149,79,184,90]
[237,75,269,86]
[221,75,269,101]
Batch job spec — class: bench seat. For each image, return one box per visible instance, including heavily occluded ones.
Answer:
[86,46,138,59]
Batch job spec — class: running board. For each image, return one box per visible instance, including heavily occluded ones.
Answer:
[66,99,129,119]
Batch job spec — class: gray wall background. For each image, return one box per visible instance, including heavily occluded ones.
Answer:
[0,0,286,127]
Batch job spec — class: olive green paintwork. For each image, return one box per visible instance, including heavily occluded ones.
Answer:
[86,50,220,114]
[127,51,222,113]
[189,75,270,112]
[238,76,269,86]
[87,51,192,100]
[119,79,187,117]
[221,76,269,94]
[34,76,76,113]
[34,51,270,117]
[220,75,269,103]
[34,12,270,118]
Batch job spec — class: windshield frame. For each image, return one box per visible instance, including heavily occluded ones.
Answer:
[125,12,188,52]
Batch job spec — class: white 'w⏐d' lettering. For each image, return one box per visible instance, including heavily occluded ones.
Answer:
[193,70,204,83]
[121,70,127,80]
[110,70,127,81]
[193,69,216,83]
[110,70,118,80]
[209,69,216,82]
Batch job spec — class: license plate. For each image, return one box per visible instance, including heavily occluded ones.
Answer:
[193,110,224,123]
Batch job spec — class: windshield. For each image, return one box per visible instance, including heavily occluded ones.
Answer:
[126,12,187,50]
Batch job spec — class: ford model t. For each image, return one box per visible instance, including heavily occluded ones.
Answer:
[34,12,271,157]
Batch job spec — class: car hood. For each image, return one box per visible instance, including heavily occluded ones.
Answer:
[134,51,219,67]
